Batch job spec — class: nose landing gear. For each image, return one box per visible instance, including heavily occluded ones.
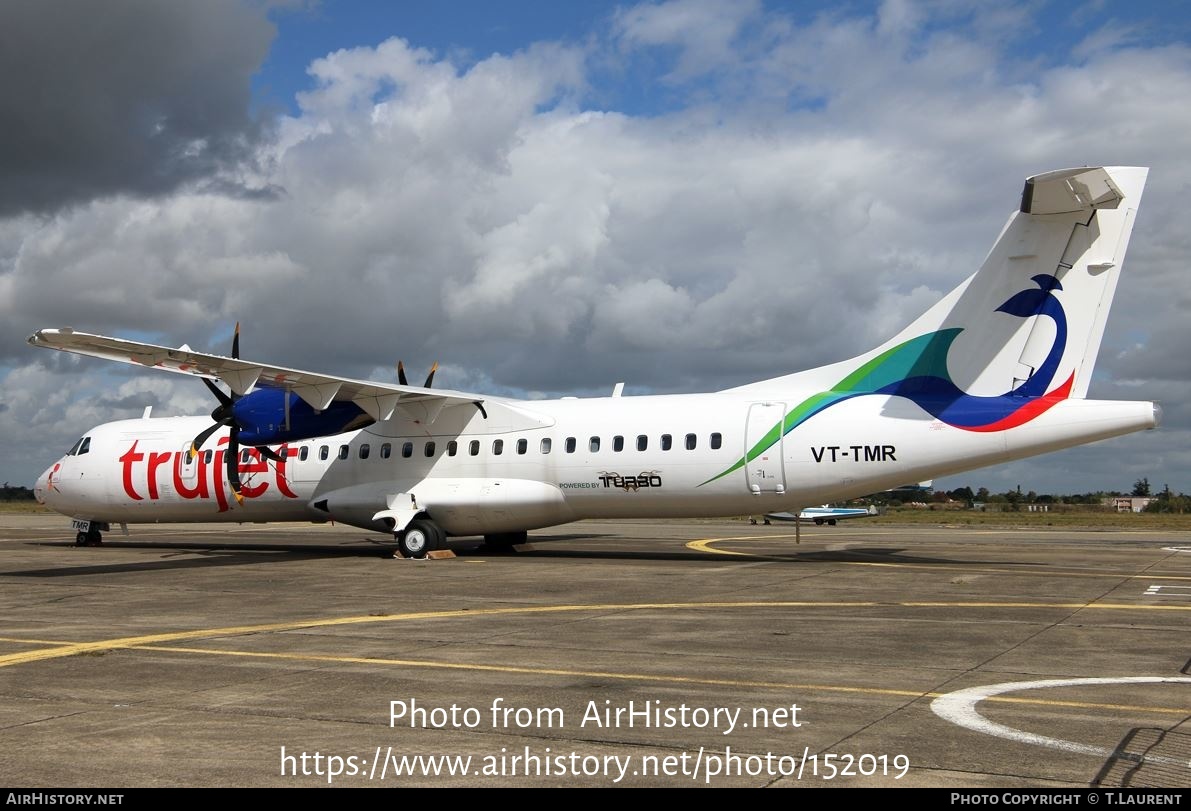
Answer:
[75,528,103,546]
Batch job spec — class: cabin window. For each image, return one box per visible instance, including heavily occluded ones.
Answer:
[205,450,214,465]
[338,445,350,460]
[469,440,480,456]
[447,440,458,457]
[565,437,576,453]
[637,435,648,451]
[613,435,624,452]
[425,441,436,457]
[661,434,672,451]
[401,442,413,458]
[78,437,91,455]
[685,433,696,451]
[517,438,528,454]
[318,445,328,461]
[493,439,504,455]
[299,446,309,461]
[711,432,722,450]
[380,443,391,459]
[540,438,552,454]
[589,436,600,452]
[359,444,370,460]
[241,449,250,463]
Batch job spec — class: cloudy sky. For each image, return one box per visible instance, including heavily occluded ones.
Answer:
[3,0,1190,496]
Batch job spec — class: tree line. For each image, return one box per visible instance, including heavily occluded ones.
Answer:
[871,477,1188,513]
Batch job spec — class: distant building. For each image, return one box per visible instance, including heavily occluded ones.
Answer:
[1108,496,1153,513]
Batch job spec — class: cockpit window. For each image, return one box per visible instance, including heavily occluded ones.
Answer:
[66,438,84,456]
[77,437,91,455]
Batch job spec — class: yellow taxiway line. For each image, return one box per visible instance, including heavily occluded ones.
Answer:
[686,536,1191,581]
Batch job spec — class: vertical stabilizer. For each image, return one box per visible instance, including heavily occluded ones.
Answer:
[728,166,1148,437]
[879,166,1147,402]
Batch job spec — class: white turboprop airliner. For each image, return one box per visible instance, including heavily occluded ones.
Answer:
[30,166,1160,558]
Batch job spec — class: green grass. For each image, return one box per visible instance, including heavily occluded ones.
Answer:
[0,501,52,514]
[867,507,1191,530]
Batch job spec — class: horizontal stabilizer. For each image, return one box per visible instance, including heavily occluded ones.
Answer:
[1020,167,1123,215]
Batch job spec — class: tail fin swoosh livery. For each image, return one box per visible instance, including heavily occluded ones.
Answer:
[713,166,1154,491]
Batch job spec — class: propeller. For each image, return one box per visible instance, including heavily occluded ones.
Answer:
[189,323,283,504]
[398,360,438,388]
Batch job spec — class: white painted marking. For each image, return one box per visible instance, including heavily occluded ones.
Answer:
[931,676,1191,763]
[1162,547,1191,553]
[1144,585,1191,597]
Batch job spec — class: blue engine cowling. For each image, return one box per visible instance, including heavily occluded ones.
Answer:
[231,388,374,445]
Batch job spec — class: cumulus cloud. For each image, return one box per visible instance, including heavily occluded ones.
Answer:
[3,1,1190,494]
[0,0,275,218]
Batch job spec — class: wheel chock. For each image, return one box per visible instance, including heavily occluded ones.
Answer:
[388,549,457,560]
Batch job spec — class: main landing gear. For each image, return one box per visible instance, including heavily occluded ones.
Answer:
[75,528,103,547]
[482,530,528,552]
[396,518,446,559]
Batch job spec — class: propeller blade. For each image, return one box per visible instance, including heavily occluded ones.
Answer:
[191,324,248,500]
[201,376,233,407]
[398,360,437,388]
[226,425,244,504]
[255,446,285,464]
[190,421,223,458]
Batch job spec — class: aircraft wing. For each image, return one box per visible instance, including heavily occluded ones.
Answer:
[27,328,491,423]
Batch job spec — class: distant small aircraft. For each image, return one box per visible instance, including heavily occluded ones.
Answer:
[29,166,1159,557]
[752,505,878,526]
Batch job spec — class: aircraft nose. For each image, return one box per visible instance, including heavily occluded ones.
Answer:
[34,464,54,504]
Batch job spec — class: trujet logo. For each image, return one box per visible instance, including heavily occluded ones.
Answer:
[119,436,300,512]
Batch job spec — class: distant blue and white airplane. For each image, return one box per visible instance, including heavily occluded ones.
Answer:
[755,505,878,526]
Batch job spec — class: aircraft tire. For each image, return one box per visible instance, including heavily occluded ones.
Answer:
[814,518,824,526]
[828,519,837,526]
[75,532,88,546]
[399,519,442,559]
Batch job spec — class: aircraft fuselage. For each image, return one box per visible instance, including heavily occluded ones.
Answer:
[36,390,1156,537]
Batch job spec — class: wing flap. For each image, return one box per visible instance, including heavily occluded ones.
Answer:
[293,381,343,411]
[353,392,401,422]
